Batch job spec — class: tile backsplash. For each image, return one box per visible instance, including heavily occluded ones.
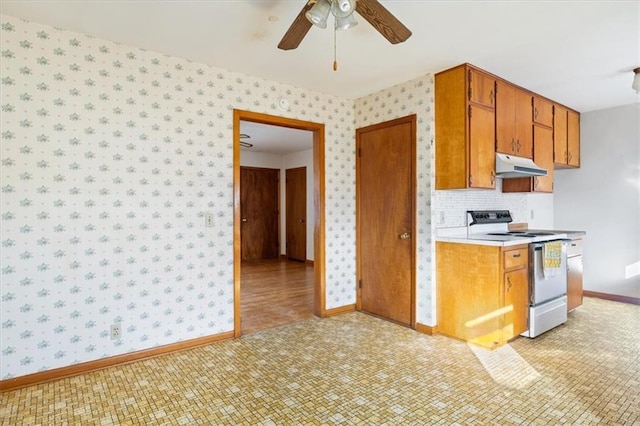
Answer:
[435,179,528,228]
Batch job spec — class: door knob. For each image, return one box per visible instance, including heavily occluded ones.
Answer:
[399,232,410,240]
[299,219,305,223]
[241,218,247,222]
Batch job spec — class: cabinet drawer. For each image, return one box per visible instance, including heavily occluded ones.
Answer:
[568,238,583,257]
[504,248,527,270]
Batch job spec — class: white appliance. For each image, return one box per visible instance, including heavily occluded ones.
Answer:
[520,241,568,338]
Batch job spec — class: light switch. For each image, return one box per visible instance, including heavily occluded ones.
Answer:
[205,212,214,228]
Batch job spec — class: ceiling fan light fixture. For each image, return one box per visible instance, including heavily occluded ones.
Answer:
[335,13,358,31]
[305,0,331,29]
[633,67,640,93]
[330,0,356,18]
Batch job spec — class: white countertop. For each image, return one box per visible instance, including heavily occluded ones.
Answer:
[435,227,571,247]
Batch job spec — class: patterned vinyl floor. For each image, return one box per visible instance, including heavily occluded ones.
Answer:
[2,297,639,425]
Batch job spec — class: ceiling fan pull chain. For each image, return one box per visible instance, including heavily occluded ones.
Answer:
[333,17,338,71]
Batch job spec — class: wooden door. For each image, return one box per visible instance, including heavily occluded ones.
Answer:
[357,115,415,326]
[469,105,496,189]
[533,125,554,192]
[503,268,529,339]
[240,167,279,261]
[553,105,568,166]
[515,89,533,158]
[286,167,307,262]
[567,110,580,167]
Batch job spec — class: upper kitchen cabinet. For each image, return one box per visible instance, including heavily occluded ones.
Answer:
[436,64,496,190]
[554,105,581,168]
[468,68,496,108]
[533,96,554,128]
[567,110,581,167]
[503,124,554,193]
[496,81,533,158]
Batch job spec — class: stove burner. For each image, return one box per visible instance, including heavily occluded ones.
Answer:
[486,231,556,237]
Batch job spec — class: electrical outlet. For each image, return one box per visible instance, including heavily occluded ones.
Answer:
[438,211,446,226]
[205,212,214,228]
[110,323,122,340]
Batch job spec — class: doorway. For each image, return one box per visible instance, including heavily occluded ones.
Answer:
[356,115,417,327]
[233,110,326,337]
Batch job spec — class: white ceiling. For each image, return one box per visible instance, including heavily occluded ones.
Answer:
[1,0,639,115]
[240,121,313,154]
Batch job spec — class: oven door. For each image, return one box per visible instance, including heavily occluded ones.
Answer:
[530,240,568,305]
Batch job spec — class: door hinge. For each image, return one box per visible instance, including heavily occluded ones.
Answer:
[359,279,362,289]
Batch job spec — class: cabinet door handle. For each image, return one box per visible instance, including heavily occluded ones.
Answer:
[490,90,494,105]
[507,276,513,290]
[534,177,539,189]
[511,138,516,152]
[513,253,521,258]
[534,107,538,120]
[568,152,572,162]
[490,170,495,186]
[516,140,521,152]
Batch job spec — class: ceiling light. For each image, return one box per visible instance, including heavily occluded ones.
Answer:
[335,14,358,31]
[305,0,331,29]
[633,68,640,93]
[330,0,356,18]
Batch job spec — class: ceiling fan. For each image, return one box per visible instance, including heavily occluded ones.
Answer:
[278,0,412,51]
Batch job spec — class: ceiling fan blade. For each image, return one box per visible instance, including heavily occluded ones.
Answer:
[356,0,412,44]
[278,1,314,50]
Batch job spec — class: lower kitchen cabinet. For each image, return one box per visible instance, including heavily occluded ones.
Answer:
[437,242,529,349]
[567,238,584,311]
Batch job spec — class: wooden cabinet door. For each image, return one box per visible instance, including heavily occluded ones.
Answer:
[532,125,554,192]
[567,255,583,311]
[514,89,533,158]
[469,105,496,189]
[553,105,568,165]
[567,110,580,167]
[504,268,529,339]
[496,80,516,155]
[533,97,554,127]
[496,82,532,157]
[468,68,495,108]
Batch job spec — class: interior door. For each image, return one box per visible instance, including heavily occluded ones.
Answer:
[357,115,415,326]
[240,167,279,261]
[286,167,307,262]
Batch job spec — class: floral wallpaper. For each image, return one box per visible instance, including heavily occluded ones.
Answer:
[354,77,437,326]
[0,14,357,379]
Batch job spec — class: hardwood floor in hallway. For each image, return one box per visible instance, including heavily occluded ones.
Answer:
[240,258,314,334]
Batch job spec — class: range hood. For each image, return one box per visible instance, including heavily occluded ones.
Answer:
[495,153,548,178]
